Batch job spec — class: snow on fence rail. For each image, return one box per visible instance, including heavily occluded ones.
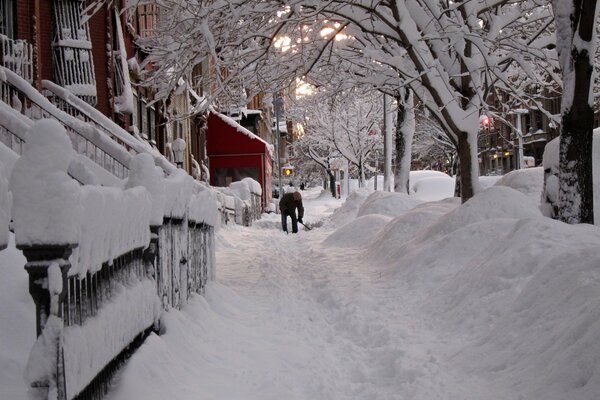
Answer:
[0,67,131,179]
[8,121,218,400]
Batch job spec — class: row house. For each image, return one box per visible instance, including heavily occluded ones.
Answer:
[478,88,561,176]
[0,0,199,175]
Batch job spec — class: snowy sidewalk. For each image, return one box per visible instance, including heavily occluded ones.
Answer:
[106,190,491,400]
[105,185,600,400]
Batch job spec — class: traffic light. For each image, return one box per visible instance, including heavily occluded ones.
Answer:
[481,115,490,126]
[282,166,293,176]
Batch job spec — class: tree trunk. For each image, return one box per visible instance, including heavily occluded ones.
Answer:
[328,171,336,198]
[556,0,596,224]
[394,89,414,194]
[456,131,478,202]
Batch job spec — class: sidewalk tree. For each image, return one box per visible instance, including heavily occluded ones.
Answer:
[553,0,598,224]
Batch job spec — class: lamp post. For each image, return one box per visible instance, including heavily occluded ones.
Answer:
[273,96,284,196]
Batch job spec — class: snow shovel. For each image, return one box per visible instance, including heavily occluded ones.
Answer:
[300,221,312,231]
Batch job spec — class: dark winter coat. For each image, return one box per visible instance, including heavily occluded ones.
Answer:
[279,192,304,218]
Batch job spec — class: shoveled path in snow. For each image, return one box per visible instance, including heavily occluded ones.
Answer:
[107,190,494,400]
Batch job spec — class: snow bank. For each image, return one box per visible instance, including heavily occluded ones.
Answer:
[411,176,455,202]
[323,214,392,248]
[361,181,600,398]
[409,170,450,188]
[479,175,502,189]
[357,191,421,218]
[494,167,544,206]
[423,186,542,239]
[420,218,600,399]
[366,198,460,258]
[10,119,81,246]
[328,188,371,226]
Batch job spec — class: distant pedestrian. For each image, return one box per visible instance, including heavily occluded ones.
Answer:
[279,191,304,233]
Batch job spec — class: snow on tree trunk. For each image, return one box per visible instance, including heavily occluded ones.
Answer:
[394,90,414,195]
[553,0,598,224]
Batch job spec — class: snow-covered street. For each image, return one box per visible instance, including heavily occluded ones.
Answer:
[102,184,600,400]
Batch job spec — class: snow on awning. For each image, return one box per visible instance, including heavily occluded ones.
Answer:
[213,112,274,156]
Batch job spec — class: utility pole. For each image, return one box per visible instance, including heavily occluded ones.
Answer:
[513,109,527,170]
[274,96,284,196]
[383,93,393,191]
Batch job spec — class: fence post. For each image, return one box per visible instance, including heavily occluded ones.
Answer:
[19,243,76,400]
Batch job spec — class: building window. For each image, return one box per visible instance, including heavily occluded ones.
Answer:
[139,100,148,138]
[52,0,97,105]
[137,4,158,38]
[0,0,15,38]
[147,106,156,142]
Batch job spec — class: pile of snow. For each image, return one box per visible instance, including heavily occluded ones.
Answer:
[357,191,421,218]
[323,214,392,248]
[493,167,544,206]
[409,170,450,188]
[229,180,252,203]
[366,198,460,257]
[242,177,262,196]
[411,176,455,202]
[359,180,600,398]
[328,188,370,226]
[479,175,503,189]
[423,186,542,239]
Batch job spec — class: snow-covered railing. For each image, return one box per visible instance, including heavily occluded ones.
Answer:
[9,122,218,400]
[0,67,131,179]
[0,35,34,84]
[221,178,262,226]
[42,80,177,176]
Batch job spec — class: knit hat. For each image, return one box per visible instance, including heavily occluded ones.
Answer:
[293,191,302,201]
